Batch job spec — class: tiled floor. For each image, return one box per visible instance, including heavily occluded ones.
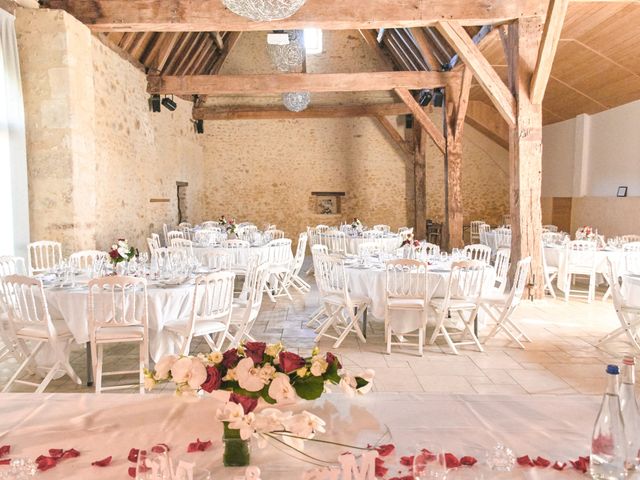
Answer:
[1,271,636,397]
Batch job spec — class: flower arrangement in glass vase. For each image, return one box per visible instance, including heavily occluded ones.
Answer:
[145,343,374,467]
[108,239,136,265]
[576,226,596,241]
[218,215,237,235]
[401,234,421,248]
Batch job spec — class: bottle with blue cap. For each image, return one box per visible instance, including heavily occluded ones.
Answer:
[590,364,627,479]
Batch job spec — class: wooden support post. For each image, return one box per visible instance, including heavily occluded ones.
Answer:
[413,127,428,240]
[507,17,545,299]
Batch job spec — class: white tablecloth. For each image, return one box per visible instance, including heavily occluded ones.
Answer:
[192,245,268,268]
[544,246,626,292]
[0,391,597,479]
[345,235,403,255]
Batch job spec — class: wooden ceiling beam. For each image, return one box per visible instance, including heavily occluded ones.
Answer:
[394,87,446,153]
[148,71,457,95]
[168,32,205,75]
[410,27,443,71]
[162,32,197,75]
[95,33,145,72]
[357,29,396,71]
[148,32,182,74]
[437,20,516,126]
[530,0,569,104]
[42,0,546,31]
[190,42,216,75]
[209,31,242,75]
[183,36,213,75]
[193,103,413,120]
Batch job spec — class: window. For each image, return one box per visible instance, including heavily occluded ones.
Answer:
[304,28,323,55]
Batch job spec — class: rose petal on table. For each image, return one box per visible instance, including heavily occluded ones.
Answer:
[36,456,57,471]
[570,457,588,473]
[0,446,10,458]
[376,444,395,457]
[517,455,534,466]
[91,456,112,467]
[0,459,10,465]
[460,456,477,466]
[151,443,170,454]
[552,461,567,470]
[389,476,414,480]
[61,448,80,459]
[534,456,550,467]
[374,457,388,477]
[444,453,460,469]
[48,449,64,459]
[187,438,212,453]
[421,448,436,462]
[400,455,414,466]
[127,448,139,463]
[128,466,136,478]
[579,456,590,464]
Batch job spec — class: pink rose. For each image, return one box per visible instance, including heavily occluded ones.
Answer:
[244,342,266,364]
[229,393,258,414]
[279,351,306,374]
[222,349,240,369]
[201,366,222,393]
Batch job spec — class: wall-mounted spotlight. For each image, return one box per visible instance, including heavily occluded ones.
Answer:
[149,94,161,112]
[405,114,414,129]
[433,88,444,108]
[418,89,433,107]
[194,119,204,134]
[161,95,177,111]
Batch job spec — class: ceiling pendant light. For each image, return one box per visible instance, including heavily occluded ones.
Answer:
[282,91,311,112]
[221,0,307,22]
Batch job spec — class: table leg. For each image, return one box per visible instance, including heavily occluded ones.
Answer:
[85,342,94,387]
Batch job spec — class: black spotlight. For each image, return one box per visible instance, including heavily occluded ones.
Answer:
[161,96,177,111]
[418,90,433,107]
[433,89,444,108]
[149,94,161,112]
[194,119,204,134]
[405,114,414,129]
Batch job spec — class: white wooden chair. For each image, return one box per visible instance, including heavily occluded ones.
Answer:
[179,225,193,242]
[266,229,286,241]
[622,235,640,244]
[542,244,558,298]
[170,238,195,257]
[597,258,640,354]
[469,221,484,244]
[384,259,429,356]
[69,250,108,271]
[265,239,294,302]
[201,251,231,270]
[289,232,311,293]
[493,248,511,294]
[226,261,270,348]
[0,258,29,368]
[480,257,532,348]
[162,224,172,247]
[315,225,330,234]
[1,275,82,393]
[543,224,558,233]
[307,244,329,329]
[428,260,486,355]
[463,244,492,265]
[362,229,383,239]
[398,227,414,240]
[88,276,149,393]
[165,271,235,355]
[147,235,161,254]
[478,223,491,246]
[221,239,251,274]
[167,230,184,244]
[493,228,512,250]
[0,256,26,276]
[314,253,370,348]
[27,240,62,275]
[322,230,347,255]
[201,221,220,229]
[564,240,597,303]
[373,224,391,233]
[423,242,440,257]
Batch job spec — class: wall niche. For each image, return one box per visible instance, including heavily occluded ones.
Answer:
[311,191,345,215]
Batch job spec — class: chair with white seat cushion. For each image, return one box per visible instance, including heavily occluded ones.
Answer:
[265,229,285,241]
[314,253,370,348]
[27,241,62,275]
[480,257,532,348]
[69,250,108,272]
[165,271,235,355]
[564,240,597,303]
[88,276,149,393]
[384,259,429,356]
[596,258,640,353]
[422,242,440,257]
[1,275,82,393]
[542,245,558,298]
[469,221,484,244]
[429,260,486,355]
[398,227,413,240]
[463,244,492,265]
[493,248,511,294]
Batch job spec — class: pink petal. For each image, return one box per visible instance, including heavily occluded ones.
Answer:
[0,446,9,458]
[91,456,112,467]
[187,438,211,453]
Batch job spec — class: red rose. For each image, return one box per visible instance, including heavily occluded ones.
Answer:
[244,342,266,364]
[201,366,222,393]
[109,250,119,259]
[326,352,342,369]
[229,393,258,414]
[279,351,306,373]
[222,349,240,369]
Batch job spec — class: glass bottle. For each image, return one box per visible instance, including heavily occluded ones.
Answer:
[620,356,640,474]
[591,364,627,480]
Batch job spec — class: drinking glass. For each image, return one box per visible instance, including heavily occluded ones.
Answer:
[414,445,448,479]
[135,445,171,480]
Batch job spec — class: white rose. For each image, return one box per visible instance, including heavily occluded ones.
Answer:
[154,355,178,380]
[236,357,266,392]
[310,355,328,377]
[170,357,207,390]
[268,373,297,405]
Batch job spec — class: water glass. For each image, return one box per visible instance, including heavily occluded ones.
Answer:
[414,446,448,479]
[135,446,171,480]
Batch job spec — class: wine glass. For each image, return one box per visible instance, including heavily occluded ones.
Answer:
[414,446,448,479]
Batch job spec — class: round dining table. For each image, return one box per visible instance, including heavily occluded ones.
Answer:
[344,234,403,255]
[192,244,269,268]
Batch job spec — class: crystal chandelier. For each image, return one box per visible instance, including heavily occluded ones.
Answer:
[282,92,311,112]
[267,30,305,73]
[222,0,307,21]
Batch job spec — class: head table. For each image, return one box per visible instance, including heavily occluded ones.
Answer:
[0,391,596,479]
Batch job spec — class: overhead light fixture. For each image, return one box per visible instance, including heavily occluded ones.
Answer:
[282,91,310,112]
[267,30,305,73]
[149,94,161,112]
[222,0,307,21]
[194,119,204,134]
[162,96,177,111]
[418,90,433,107]
[433,89,444,108]
[405,115,414,129]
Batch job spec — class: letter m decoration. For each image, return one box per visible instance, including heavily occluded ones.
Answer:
[338,451,377,480]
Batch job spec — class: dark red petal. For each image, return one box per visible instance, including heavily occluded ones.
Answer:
[534,456,550,467]
[36,456,57,471]
[375,457,388,477]
[517,455,534,466]
[553,461,567,471]
[48,449,64,459]
[376,444,395,457]
[421,448,436,461]
[128,448,139,463]
[187,438,211,453]
[0,459,10,465]
[445,453,460,469]
[128,466,136,478]
[460,456,477,466]
[61,448,80,459]
[151,443,170,453]
[400,455,414,466]
[0,445,10,458]
[91,456,112,467]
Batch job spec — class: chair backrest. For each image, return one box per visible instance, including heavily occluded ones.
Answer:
[622,235,640,244]
[315,253,349,301]
[422,242,440,257]
[0,256,26,276]
[566,240,597,268]
[265,229,285,242]
[292,232,308,275]
[200,221,219,229]
[357,242,380,257]
[151,233,161,247]
[195,229,225,246]
[478,223,491,245]
[28,241,63,275]
[470,221,484,236]
[201,250,231,270]
[373,224,391,233]
[167,230,184,242]
[493,228,512,249]
[147,237,159,255]
[88,276,148,331]
[0,275,55,333]
[494,248,511,293]
[362,229,383,239]
[162,224,171,247]
[444,260,486,303]
[315,225,330,233]
[623,242,640,253]
[178,222,192,229]
[542,231,566,245]
[221,239,251,271]
[463,244,492,264]
[385,259,428,301]
[266,238,293,269]
[189,271,235,328]
[69,250,108,271]
[543,224,558,233]
[506,256,532,308]
[242,258,270,314]
[170,238,194,256]
[398,227,413,238]
[180,226,193,242]
[321,230,347,255]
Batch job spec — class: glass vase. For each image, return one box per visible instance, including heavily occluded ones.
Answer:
[222,421,250,467]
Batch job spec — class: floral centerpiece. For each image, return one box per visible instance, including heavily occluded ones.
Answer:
[218,215,237,235]
[401,234,421,248]
[576,226,596,241]
[145,343,374,467]
[108,239,136,265]
[351,218,363,229]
